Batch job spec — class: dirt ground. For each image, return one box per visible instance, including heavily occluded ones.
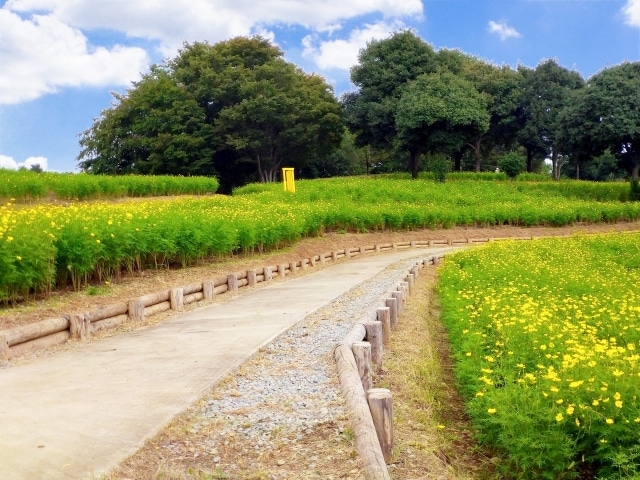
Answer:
[2,222,640,332]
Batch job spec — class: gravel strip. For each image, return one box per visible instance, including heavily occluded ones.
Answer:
[198,255,424,472]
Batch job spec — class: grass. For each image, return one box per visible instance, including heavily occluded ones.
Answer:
[376,264,496,479]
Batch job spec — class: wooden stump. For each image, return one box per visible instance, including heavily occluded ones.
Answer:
[0,333,9,361]
[228,274,238,292]
[203,280,214,300]
[367,388,394,463]
[128,299,144,321]
[69,313,87,341]
[247,269,257,286]
[377,307,391,345]
[352,341,372,393]
[278,264,287,278]
[385,297,398,329]
[363,321,383,367]
[392,291,403,316]
[170,288,184,311]
[264,266,273,281]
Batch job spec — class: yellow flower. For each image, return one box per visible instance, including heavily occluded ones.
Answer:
[615,401,623,408]
[575,418,581,427]
[606,418,614,425]
[569,381,584,388]
[487,408,497,414]
[556,413,563,422]
[15,255,21,261]
[566,406,575,415]
[556,399,564,405]
[592,400,600,406]
[437,424,445,429]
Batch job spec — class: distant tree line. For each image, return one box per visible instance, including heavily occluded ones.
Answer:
[78,33,640,190]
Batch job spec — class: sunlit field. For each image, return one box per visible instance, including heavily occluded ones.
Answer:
[438,233,640,479]
[2,174,640,303]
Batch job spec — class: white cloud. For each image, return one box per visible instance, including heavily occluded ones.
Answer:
[0,155,19,170]
[0,155,47,170]
[488,20,521,41]
[303,20,406,71]
[623,0,640,26]
[1,0,423,103]
[0,9,150,104]
[23,156,48,170]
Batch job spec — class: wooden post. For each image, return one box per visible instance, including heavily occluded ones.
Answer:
[290,261,298,274]
[352,341,372,393]
[170,288,184,311]
[392,291,403,315]
[385,297,398,329]
[247,269,257,286]
[405,275,414,295]
[128,299,144,321]
[203,280,214,300]
[375,244,381,253]
[69,313,87,341]
[333,345,392,479]
[264,266,273,281]
[410,240,416,248]
[227,274,238,292]
[363,321,383,367]
[278,264,287,278]
[367,388,394,463]
[377,307,391,345]
[0,333,9,361]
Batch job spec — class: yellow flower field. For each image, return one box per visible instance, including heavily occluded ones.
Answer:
[438,233,640,479]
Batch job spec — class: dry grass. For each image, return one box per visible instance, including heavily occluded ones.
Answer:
[375,264,497,479]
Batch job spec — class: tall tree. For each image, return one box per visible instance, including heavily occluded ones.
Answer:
[517,60,585,179]
[343,31,438,177]
[395,71,490,177]
[78,37,342,185]
[559,62,640,181]
[79,67,214,175]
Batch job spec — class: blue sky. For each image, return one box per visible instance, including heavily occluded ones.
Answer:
[1,0,639,172]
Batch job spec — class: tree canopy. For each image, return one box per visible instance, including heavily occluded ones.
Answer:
[78,37,343,189]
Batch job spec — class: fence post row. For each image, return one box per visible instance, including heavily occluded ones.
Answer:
[0,238,468,362]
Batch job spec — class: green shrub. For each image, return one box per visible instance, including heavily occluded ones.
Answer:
[427,154,452,183]
[498,152,527,178]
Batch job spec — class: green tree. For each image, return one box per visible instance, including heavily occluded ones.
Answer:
[78,37,343,186]
[559,62,640,182]
[79,67,214,175]
[394,71,490,176]
[517,60,585,179]
[343,31,438,178]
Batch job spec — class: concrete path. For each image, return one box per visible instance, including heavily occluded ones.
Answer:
[0,247,455,480]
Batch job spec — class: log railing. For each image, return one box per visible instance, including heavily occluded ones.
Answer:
[333,253,442,480]
[0,237,496,361]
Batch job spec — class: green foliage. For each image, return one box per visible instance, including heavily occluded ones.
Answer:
[426,154,452,182]
[4,175,640,298]
[630,180,640,202]
[438,234,640,479]
[498,152,527,178]
[78,37,342,186]
[0,169,219,202]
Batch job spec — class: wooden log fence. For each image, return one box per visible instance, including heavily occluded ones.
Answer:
[332,253,447,479]
[0,237,485,361]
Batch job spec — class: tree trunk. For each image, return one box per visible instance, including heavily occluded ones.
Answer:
[256,154,266,183]
[453,150,463,172]
[410,149,420,179]
[526,148,533,173]
[471,138,482,173]
[551,150,560,181]
[633,161,640,182]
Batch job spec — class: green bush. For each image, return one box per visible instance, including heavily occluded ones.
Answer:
[427,154,452,183]
[498,152,527,178]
